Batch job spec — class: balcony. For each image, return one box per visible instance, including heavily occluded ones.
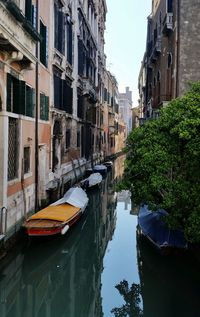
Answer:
[162,13,173,35]
[149,37,161,63]
[82,79,97,103]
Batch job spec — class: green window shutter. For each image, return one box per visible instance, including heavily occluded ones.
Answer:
[13,78,20,114]
[26,86,34,117]
[40,21,47,66]
[46,26,48,66]
[45,95,49,120]
[7,73,12,112]
[32,89,35,117]
[19,81,26,115]
[40,93,45,120]
[25,0,32,22]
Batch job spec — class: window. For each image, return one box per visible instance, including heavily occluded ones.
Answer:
[24,147,30,174]
[65,129,71,149]
[7,74,35,117]
[77,92,84,119]
[54,3,65,54]
[167,0,173,13]
[78,39,86,76]
[54,72,73,114]
[67,17,73,64]
[8,118,18,180]
[40,20,48,67]
[40,93,49,120]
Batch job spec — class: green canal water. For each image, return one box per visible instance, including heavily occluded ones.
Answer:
[0,156,200,317]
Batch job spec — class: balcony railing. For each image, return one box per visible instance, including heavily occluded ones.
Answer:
[82,79,97,103]
[149,37,161,63]
[162,13,173,35]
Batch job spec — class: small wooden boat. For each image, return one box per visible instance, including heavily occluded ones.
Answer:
[80,172,103,190]
[93,164,107,175]
[24,187,89,237]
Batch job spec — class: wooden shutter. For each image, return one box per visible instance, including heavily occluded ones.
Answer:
[62,80,67,111]
[6,73,12,112]
[67,21,72,64]
[46,26,48,66]
[45,95,49,120]
[54,74,61,109]
[40,93,45,120]
[14,80,25,115]
[25,0,32,22]
[58,10,64,53]
[40,21,47,66]
[19,81,26,115]
[25,85,33,117]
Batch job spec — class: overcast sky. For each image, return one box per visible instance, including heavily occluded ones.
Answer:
[104,0,152,106]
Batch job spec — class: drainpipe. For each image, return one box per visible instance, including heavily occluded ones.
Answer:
[175,0,180,97]
[35,0,39,211]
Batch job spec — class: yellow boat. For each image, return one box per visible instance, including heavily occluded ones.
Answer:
[24,187,88,237]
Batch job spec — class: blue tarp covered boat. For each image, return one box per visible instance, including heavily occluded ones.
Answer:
[138,205,188,253]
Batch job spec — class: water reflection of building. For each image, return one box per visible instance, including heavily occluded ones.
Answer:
[113,154,126,181]
[0,178,117,317]
[137,231,200,317]
[117,190,131,211]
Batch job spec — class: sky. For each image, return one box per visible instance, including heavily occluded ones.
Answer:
[104,0,152,106]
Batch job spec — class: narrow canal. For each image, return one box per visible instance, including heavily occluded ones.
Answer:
[0,156,200,317]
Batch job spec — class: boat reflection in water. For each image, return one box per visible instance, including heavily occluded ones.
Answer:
[137,230,200,317]
[110,231,200,317]
[0,174,117,317]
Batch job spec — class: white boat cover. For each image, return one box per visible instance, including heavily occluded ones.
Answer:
[88,172,102,187]
[94,164,107,171]
[104,161,113,166]
[51,187,89,209]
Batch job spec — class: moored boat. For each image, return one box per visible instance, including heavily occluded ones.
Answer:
[24,187,89,237]
[93,164,107,175]
[80,172,103,190]
[138,205,188,254]
[103,161,113,170]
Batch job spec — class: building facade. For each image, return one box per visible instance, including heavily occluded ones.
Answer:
[118,87,132,135]
[139,0,200,120]
[0,0,125,241]
[0,0,51,238]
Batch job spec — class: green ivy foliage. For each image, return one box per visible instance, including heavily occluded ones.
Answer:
[122,82,200,242]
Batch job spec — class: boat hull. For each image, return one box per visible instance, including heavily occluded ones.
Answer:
[25,211,83,237]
